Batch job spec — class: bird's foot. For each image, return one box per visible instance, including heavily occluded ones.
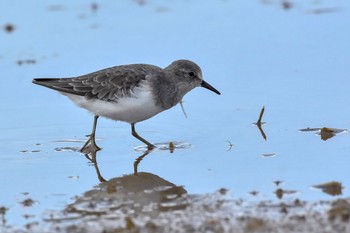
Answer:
[80,137,101,154]
[147,144,155,150]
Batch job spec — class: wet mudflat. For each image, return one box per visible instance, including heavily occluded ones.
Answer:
[1,0,350,232]
[4,170,350,232]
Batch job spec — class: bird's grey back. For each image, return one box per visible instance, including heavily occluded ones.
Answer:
[33,64,162,101]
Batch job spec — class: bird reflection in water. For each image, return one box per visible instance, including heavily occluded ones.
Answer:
[83,141,190,182]
[66,144,189,219]
[83,146,153,182]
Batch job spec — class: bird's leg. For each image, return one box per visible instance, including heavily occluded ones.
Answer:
[131,123,155,150]
[81,115,101,153]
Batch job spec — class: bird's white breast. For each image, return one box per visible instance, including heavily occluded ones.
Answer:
[62,84,163,124]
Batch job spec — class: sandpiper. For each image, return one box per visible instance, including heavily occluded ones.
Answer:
[33,59,220,153]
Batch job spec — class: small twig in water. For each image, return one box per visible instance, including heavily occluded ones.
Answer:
[256,106,265,125]
[254,106,267,140]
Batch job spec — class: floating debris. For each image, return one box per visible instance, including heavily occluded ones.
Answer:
[319,127,346,141]
[67,175,80,180]
[16,59,36,66]
[261,0,340,15]
[20,198,36,207]
[23,214,35,219]
[299,127,319,132]
[249,191,259,196]
[4,23,15,33]
[218,188,229,195]
[274,188,298,199]
[273,180,283,186]
[312,181,343,196]
[261,153,276,158]
[20,149,41,153]
[281,1,293,10]
[299,127,347,141]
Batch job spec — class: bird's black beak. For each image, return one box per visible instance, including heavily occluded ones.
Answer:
[201,80,221,95]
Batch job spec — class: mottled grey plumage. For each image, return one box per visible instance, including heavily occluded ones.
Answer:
[33,64,162,102]
[33,59,220,152]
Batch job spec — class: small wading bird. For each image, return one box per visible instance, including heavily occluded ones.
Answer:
[33,60,220,153]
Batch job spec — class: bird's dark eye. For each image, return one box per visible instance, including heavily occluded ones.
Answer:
[188,71,196,77]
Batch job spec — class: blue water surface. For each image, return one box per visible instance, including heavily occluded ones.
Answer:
[1,0,350,228]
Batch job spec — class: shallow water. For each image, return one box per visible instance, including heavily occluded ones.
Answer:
[1,0,350,229]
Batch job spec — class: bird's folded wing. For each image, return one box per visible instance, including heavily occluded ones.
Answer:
[33,65,161,101]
